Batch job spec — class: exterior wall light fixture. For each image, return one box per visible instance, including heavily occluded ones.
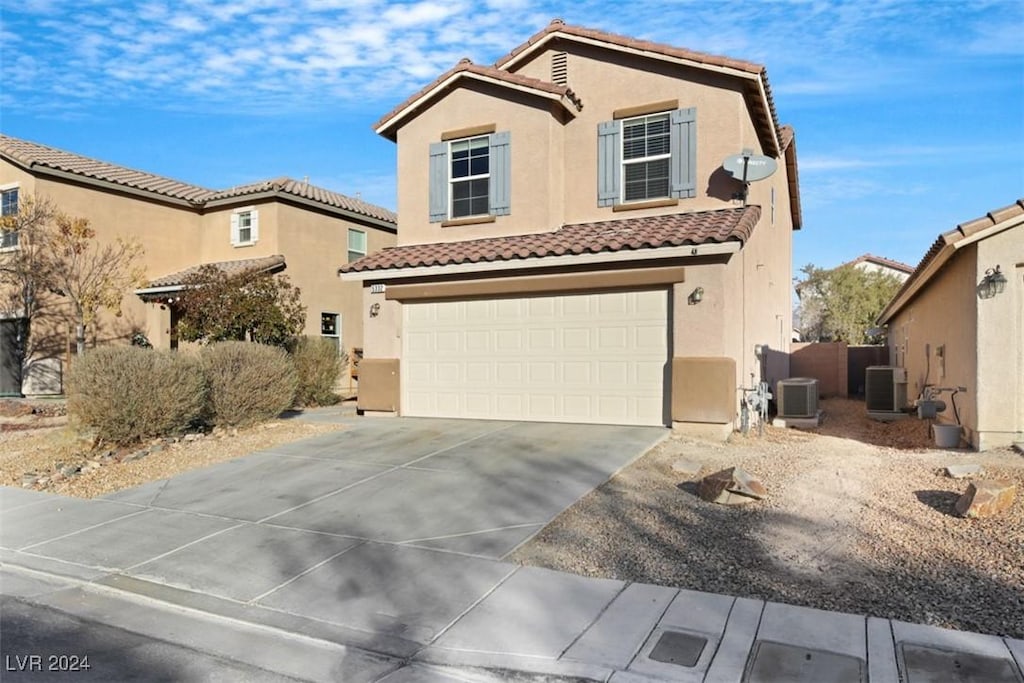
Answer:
[977,265,1007,300]
[688,286,704,305]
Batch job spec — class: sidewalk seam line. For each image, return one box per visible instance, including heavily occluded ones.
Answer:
[19,508,150,552]
[559,581,631,660]
[415,564,520,655]
[121,522,247,571]
[249,540,367,604]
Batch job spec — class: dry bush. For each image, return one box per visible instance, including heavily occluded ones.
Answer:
[291,336,345,407]
[66,347,206,444]
[201,341,297,427]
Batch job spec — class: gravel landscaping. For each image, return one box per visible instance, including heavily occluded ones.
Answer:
[509,399,1024,639]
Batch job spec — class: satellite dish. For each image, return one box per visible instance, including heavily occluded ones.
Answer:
[723,149,778,183]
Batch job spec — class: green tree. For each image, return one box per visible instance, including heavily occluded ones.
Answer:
[795,264,903,344]
[176,265,306,347]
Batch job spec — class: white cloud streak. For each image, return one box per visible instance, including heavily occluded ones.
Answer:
[2,0,1020,116]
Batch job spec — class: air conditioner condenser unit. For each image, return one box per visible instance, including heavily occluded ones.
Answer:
[865,366,908,413]
[776,377,820,418]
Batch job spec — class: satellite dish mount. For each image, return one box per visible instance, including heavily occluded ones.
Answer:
[722,149,777,204]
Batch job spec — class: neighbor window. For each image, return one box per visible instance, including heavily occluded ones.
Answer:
[230,207,259,246]
[347,228,366,263]
[622,112,671,202]
[0,186,19,250]
[450,135,490,219]
[321,312,340,352]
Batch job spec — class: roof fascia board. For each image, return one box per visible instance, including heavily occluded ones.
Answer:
[754,76,780,155]
[340,241,741,281]
[501,32,760,81]
[878,214,1022,323]
[29,166,200,209]
[375,71,571,138]
[134,284,188,295]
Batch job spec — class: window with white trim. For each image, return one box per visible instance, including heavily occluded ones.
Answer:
[622,112,671,202]
[347,228,366,263]
[1,185,19,250]
[321,312,340,353]
[230,207,258,246]
[450,135,490,218]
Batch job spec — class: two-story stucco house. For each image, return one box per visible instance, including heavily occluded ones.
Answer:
[342,20,802,435]
[0,134,396,396]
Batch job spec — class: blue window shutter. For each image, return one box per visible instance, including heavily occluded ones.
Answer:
[488,131,511,216]
[429,141,448,222]
[597,119,620,207]
[670,107,697,199]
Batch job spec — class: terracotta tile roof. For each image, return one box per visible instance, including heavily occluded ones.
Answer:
[207,177,397,224]
[0,134,212,203]
[495,19,765,75]
[142,254,286,290]
[342,206,759,274]
[494,19,782,155]
[373,59,579,138]
[0,134,396,225]
[878,198,1024,323]
[779,124,802,230]
[844,254,915,274]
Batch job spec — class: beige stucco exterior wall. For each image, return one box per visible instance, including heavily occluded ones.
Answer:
[974,225,1024,449]
[887,247,979,444]
[395,82,563,245]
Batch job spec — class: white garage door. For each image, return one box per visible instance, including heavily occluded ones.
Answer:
[402,289,668,426]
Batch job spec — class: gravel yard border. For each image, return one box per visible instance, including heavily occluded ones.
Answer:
[509,399,1024,639]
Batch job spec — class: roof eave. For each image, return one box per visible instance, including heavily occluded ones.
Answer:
[375,71,575,142]
[339,240,742,281]
[20,164,203,209]
[877,210,1024,324]
[203,190,397,231]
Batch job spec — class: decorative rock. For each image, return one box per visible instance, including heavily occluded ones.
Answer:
[671,458,702,478]
[149,443,166,454]
[58,464,81,478]
[123,449,150,462]
[697,467,767,505]
[21,473,39,487]
[955,480,1017,518]
[183,433,203,442]
[944,464,982,479]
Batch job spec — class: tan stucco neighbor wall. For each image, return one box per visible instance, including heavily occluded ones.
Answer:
[888,247,979,444]
[974,225,1024,449]
[0,156,396,394]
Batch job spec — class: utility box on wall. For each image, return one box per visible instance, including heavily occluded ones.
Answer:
[671,357,737,424]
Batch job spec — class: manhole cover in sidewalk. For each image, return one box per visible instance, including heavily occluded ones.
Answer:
[899,644,1024,683]
[647,630,708,667]
[744,641,864,683]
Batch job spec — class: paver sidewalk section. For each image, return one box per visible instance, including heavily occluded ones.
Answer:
[2,416,1022,682]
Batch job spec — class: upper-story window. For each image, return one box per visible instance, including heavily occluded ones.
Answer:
[347,228,366,263]
[622,113,671,202]
[0,185,19,250]
[230,207,259,246]
[598,106,696,207]
[429,129,510,223]
[450,136,490,219]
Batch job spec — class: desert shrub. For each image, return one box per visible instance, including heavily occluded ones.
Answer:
[67,346,206,444]
[290,336,346,407]
[200,341,297,427]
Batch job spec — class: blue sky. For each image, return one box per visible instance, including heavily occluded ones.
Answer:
[2,0,1022,277]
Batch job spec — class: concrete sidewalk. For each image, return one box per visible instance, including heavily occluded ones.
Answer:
[2,415,1022,682]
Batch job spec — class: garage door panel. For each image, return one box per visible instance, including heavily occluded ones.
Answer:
[402,290,667,426]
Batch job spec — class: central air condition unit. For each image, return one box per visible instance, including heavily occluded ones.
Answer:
[777,377,819,418]
[865,366,908,413]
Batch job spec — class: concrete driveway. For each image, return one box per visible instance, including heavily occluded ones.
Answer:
[1,418,664,651]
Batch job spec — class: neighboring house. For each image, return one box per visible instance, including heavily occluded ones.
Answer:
[842,253,914,282]
[877,199,1024,450]
[0,134,396,396]
[341,20,801,435]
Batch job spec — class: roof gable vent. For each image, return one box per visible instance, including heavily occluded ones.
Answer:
[551,51,568,85]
